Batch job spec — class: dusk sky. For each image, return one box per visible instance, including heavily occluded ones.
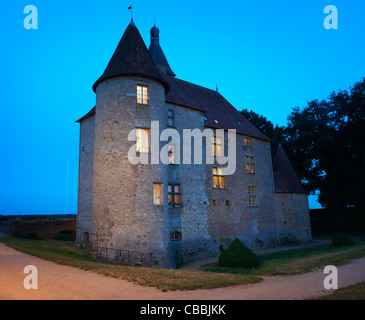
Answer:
[1,0,365,214]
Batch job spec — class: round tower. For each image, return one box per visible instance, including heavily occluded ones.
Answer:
[91,21,174,268]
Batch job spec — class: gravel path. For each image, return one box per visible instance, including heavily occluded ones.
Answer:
[1,242,364,300]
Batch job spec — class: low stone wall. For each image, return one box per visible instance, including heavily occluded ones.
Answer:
[11,219,76,240]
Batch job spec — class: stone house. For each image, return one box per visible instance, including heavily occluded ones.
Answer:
[76,19,311,268]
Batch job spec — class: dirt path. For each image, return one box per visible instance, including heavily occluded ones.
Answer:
[1,242,364,300]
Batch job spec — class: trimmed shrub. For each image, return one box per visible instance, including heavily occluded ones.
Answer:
[218,238,259,268]
[331,233,354,247]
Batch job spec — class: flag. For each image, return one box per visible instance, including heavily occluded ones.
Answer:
[128,5,132,10]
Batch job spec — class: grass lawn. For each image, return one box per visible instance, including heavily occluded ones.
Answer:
[200,242,365,276]
[314,281,365,300]
[1,237,365,292]
[0,237,261,291]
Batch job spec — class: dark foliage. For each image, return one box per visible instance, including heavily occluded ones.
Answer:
[218,238,259,268]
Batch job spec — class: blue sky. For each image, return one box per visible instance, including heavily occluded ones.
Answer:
[1,0,364,214]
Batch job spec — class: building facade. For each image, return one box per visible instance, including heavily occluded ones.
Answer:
[76,20,311,268]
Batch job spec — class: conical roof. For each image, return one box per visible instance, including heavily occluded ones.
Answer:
[92,20,170,93]
[149,25,176,77]
[273,145,308,194]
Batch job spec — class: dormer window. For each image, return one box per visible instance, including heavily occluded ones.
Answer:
[137,85,149,104]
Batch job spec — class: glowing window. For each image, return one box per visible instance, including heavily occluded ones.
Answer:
[168,145,175,164]
[212,136,223,157]
[136,128,150,153]
[213,167,226,189]
[244,137,253,148]
[137,85,148,104]
[168,184,180,207]
[245,156,255,174]
[153,183,162,206]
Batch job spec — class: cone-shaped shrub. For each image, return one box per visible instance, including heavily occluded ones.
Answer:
[218,238,259,268]
[331,233,354,247]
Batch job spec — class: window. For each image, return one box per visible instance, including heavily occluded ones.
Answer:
[168,184,180,207]
[212,199,217,207]
[170,231,182,241]
[137,85,148,104]
[225,200,231,207]
[244,137,253,148]
[168,145,175,164]
[213,167,226,189]
[153,183,162,206]
[248,185,257,207]
[167,110,175,127]
[136,128,150,153]
[212,136,223,157]
[245,156,255,173]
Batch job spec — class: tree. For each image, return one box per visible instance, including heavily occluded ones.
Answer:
[240,108,285,157]
[285,78,365,209]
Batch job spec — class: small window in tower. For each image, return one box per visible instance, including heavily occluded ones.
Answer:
[136,128,150,153]
[212,199,217,207]
[153,183,163,206]
[168,145,175,164]
[167,109,175,127]
[137,85,149,104]
[225,200,231,207]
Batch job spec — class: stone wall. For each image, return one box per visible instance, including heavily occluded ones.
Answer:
[275,192,312,242]
[205,135,279,249]
[76,114,95,247]
[91,76,173,268]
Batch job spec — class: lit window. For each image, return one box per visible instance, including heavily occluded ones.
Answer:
[244,137,253,148]
[212,136,223,157]
[245,156,255,173]
[213,167,226,189]
[212,199,217,207]
[168,184,180,207]
[168,145,175,164]
[248,185,257,207]
[136,128,150,153]
[137,85,148,104]
[170,231,182,241]
[153,183,162,206]
[167,110,175,127]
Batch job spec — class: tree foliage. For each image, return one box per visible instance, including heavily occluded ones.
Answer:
[241,78,365,210]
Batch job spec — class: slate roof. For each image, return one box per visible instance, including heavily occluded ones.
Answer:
[164,76,271,141]
[273,146,308,194]
[92,20,170,93]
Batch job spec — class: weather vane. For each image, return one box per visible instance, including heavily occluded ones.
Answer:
[128,4,133,20]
